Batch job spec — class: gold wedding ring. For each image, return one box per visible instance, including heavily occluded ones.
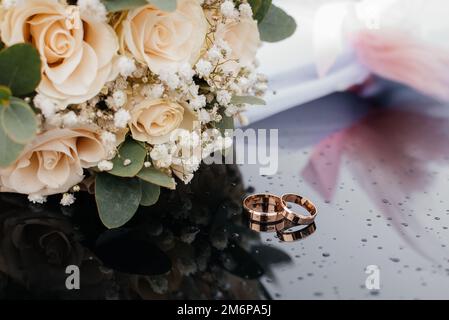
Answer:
[246,219,290,233]
[281,194,317,225]
[243,193,285,223]
[277,222,317,242]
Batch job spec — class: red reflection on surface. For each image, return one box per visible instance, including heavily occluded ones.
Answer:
[302,108,449,260]
[303,109,449,202]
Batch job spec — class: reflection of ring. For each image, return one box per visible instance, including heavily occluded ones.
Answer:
[247,219,291,233]
[277,222,317,242]
[281,194,317,225]
[243,194,284,223]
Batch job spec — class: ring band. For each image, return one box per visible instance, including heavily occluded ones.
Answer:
[277,222,317,242]
[281,194,317,225]
[243,193,285,223]
[246,219,291,233]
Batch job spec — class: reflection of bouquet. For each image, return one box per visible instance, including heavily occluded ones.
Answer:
[0,0,295,227]
[0,164,291,299]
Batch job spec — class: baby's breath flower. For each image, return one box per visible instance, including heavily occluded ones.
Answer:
[98,160,113,171]
[77,0,107,22]
[239,3,253,18]
[112,90,127,108]
[60,193,76,206]
[28,194,47,204]
[195,59,213,78]
[62,111,78,127]
[220,0,237,19]
[117,56,136,77]
[114,109,131,128]
[34,94,60,118]
[216,90,232,106]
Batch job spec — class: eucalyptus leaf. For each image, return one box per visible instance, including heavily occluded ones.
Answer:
[231,95,266,105]
[102,0,177,12]
[108,138,146,177]
[140,180,160,206]
[0,43,42,96]
[0,113,25,167]
[258,4,297,42]
[215,113,234,136]
[138,167,176,190]
[95,174,142,229]
[248,0,272,22]
[0,86,11,106]
[149,0,177,11]
[0,97,37,144]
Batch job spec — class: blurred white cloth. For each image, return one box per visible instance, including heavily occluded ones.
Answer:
[245,0,369,124]
[245,0,449,124]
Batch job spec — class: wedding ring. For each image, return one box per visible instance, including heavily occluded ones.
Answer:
[281,194,317,225]
[246,219,290,233]
[277,222,317,242]
[243,193,285,223]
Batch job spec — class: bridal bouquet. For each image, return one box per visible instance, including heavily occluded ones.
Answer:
[0,0,295,228]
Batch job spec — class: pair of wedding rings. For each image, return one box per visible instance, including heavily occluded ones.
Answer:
[243,193,318,242]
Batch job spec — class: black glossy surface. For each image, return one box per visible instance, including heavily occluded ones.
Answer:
[241,87,449,299]
[1,86,449,299]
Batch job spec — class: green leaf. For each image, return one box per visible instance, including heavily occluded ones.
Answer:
[0,112,25,167]
[137,167,176,190]
[258,4,297,43]
[102,0,177,12]
[95,174,142,229]
[0,86,11,106]
[0,43,42,96]
[231,95,266,106]
[140,180,160,206]
[108,138,147,177]
[248,0,272,23]
[149,0,177,11]
[216,113,234,136]
[0,97,37,144]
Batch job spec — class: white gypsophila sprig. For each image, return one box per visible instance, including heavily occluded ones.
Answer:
[98,160,113,171]
[112,90,127,108]
[117,56,137,78]
[28,194,47,204]
[77,0,107,22]
[220,0,238,19]
[34,94,61,118]
[60,193,76,206]
[239,3,253,18]
[62,111,78,127]
[2,0,26,9]
[195,59,213,78]
[114,109,131,128]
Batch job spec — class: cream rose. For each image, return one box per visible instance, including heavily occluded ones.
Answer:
[128,98,198,145]
[0,0,118,105]
[215,17,260,71]
[121,0,207,74]
[0,127,107,196]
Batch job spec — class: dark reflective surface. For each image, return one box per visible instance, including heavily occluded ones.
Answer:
[242,86,449,299]
[1,85,449,299]
[0,164,290,300]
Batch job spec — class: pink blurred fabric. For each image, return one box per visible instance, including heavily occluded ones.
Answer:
[352,30,449,102]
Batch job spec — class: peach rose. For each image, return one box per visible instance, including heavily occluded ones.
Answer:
[0,0,118,105]
[128,98,198,145]
[0,127,107,196]
[215,17,260,72]
[121,0,207,74]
